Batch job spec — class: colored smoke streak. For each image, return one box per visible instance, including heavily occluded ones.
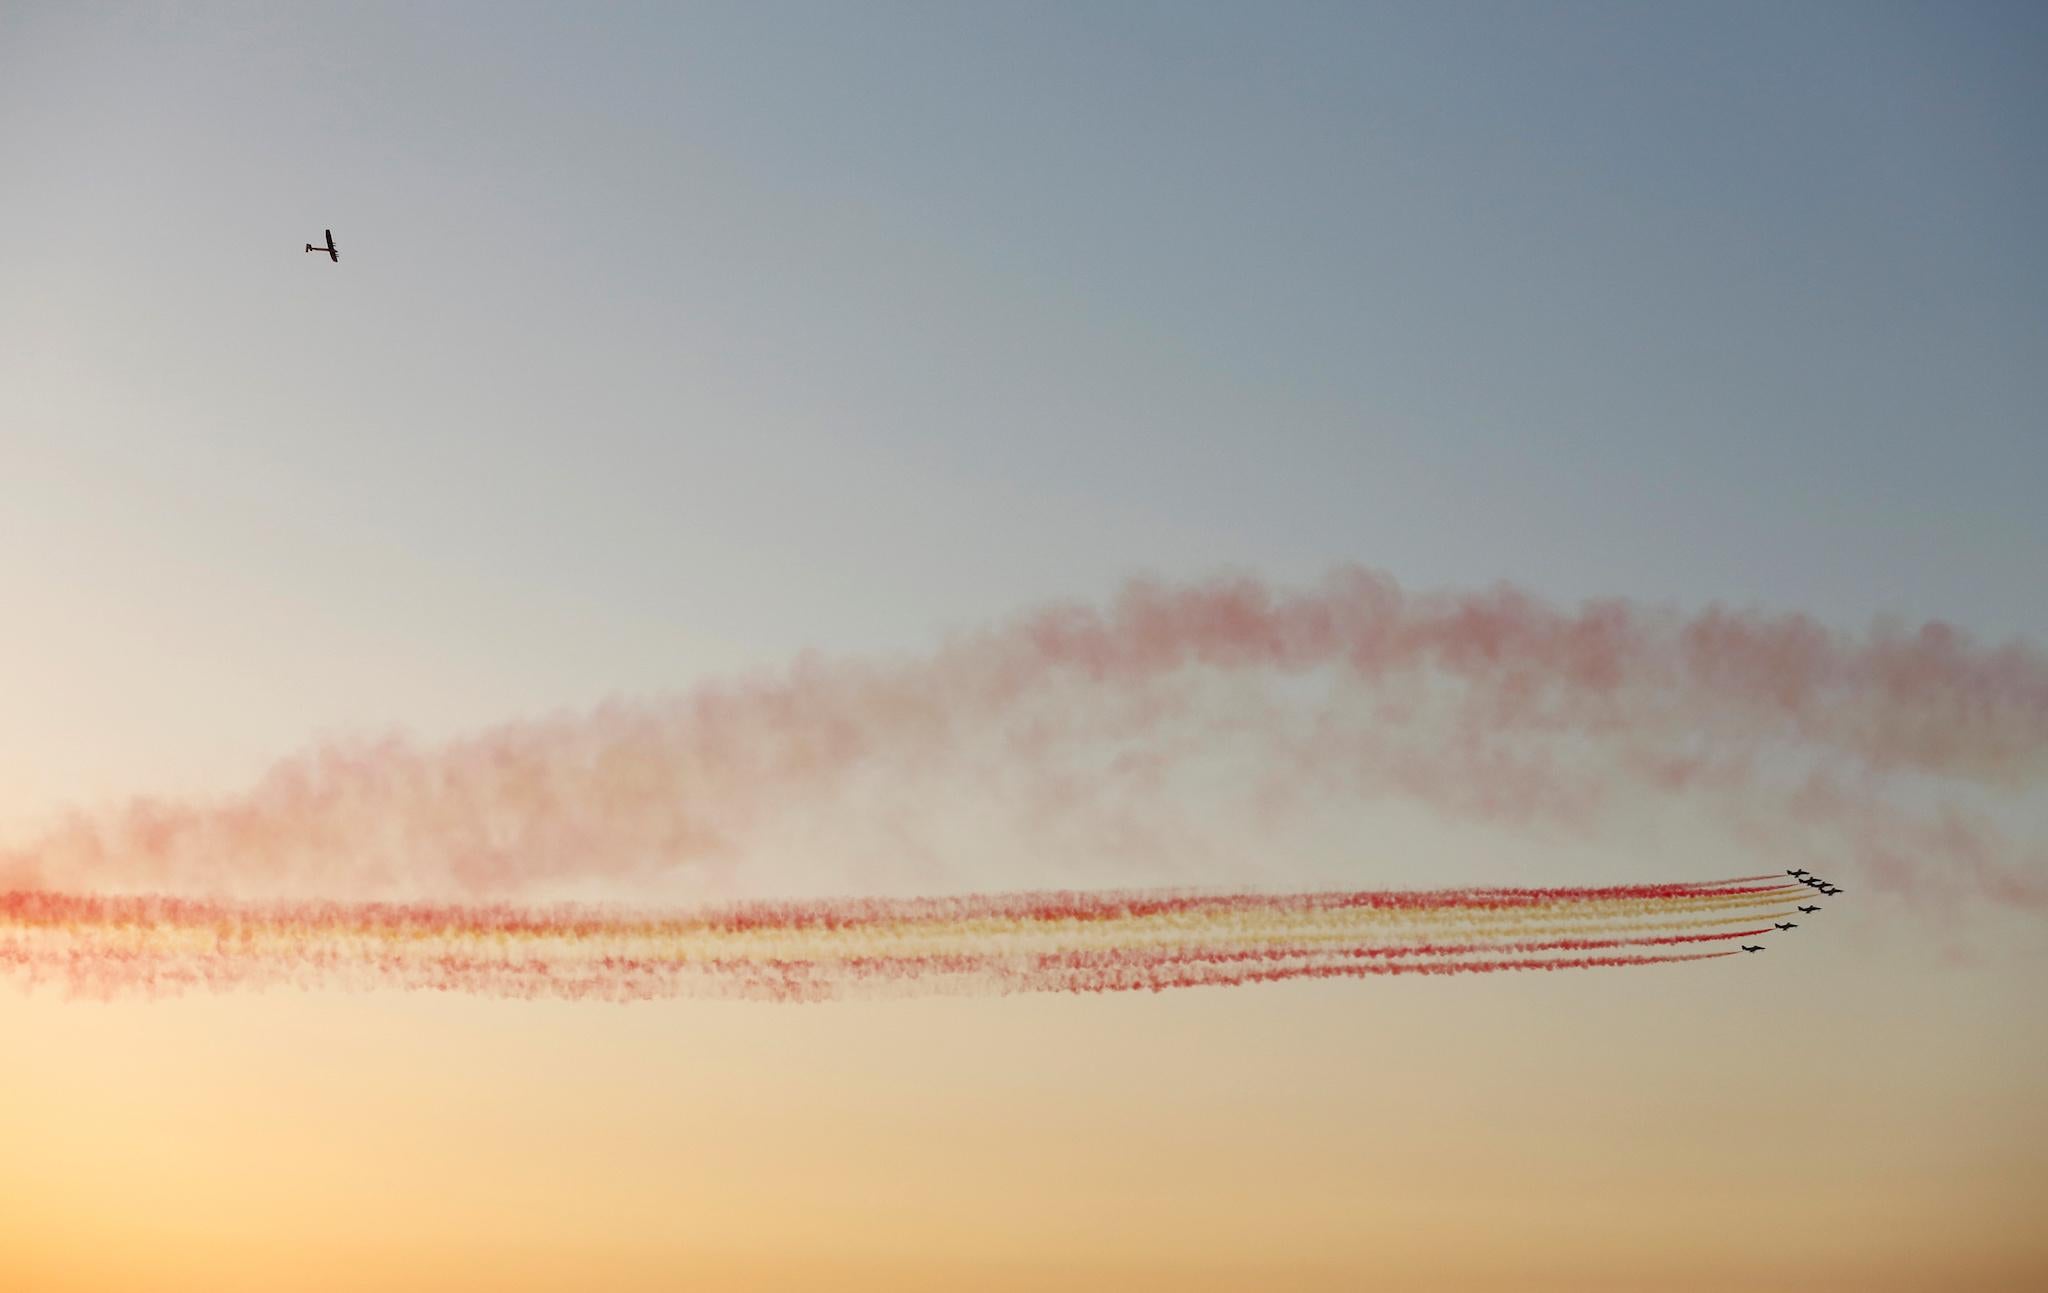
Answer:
[2,879,1787,1002]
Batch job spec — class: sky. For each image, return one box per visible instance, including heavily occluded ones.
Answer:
[2,3,2045,1289]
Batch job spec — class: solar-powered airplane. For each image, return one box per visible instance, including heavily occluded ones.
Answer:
[305,229,338,262]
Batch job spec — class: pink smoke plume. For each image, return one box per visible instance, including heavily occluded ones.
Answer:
[3,567,2042,907]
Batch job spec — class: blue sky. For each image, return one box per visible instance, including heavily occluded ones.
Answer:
[4,1,2044,816]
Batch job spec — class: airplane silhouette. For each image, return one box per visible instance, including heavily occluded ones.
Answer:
[305,228,338,262]
[1802,877,1825,888]
[1774,922,1798,931]
[1820,885,1842,895]
[1741,945,1765,953]
[1786,868,1809,878]
[1798,905,1821,914]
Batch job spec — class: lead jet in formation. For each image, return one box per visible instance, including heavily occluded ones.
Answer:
[1798,905,1821,914]
[1786,868,1809,879]
[1741,945,1766,953]
[1774,922,1798,931]
[305,228,338,262]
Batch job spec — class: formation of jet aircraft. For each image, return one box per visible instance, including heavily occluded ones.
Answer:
[305,228,338,262]
[1749,872,1848,957]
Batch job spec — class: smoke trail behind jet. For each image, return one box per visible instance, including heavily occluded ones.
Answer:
[0,879,1794,1002]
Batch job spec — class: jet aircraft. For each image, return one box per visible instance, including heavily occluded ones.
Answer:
[1797,905,1821,914]
[1774,922,1798,931]
[1741,945,1765,953]
[305,229,338,262]
[1786,868,1809,878]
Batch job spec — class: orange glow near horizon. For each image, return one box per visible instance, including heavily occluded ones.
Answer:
[6,946,2046,1292]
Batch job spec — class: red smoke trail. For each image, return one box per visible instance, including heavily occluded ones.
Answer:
[2,567,2039,907]
[0,881,1796,938]
[1170,928,1775,961]
[0,937,1743,1003]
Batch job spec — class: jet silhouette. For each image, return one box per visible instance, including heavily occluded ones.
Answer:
[1820,885,1842,895]
[305,228,338,262]
[1774,922,1798,931]
[1802,877,1825,888]
[1786,868,1809,878]
[1797,905,1820,914]
[1741,945,1766,953]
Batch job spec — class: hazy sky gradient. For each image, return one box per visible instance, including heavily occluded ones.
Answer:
[3,3,2044,1288]
[6,1,2045,817]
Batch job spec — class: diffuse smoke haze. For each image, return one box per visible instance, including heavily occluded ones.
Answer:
[5,567,2043,907]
